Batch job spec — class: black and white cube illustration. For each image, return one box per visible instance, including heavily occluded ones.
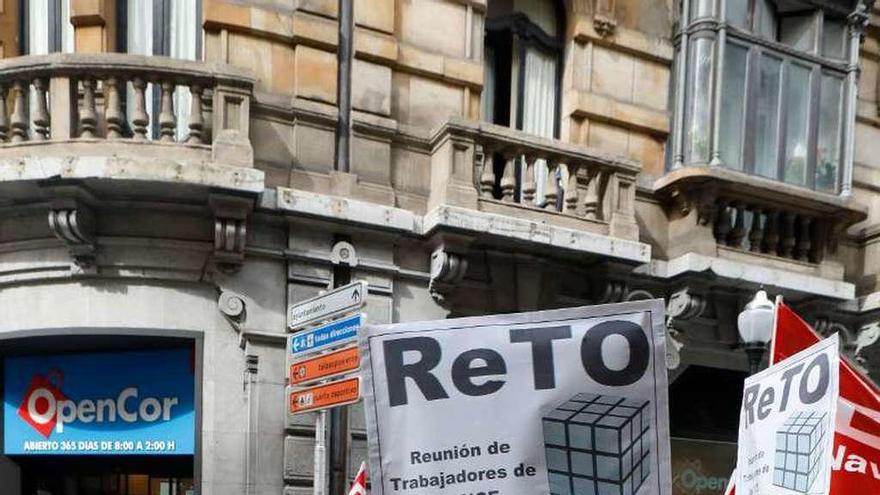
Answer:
[543,393,652,495]
[773,411,829,493]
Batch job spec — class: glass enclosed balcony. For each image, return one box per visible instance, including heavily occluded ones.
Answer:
[671,0,863,194]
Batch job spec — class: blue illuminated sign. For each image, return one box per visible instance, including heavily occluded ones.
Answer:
[3,348,195,456]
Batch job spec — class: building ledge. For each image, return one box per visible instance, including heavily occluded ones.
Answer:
[638,252,855,300]
[0,151,264,194]
[423,205,651,264]
[271,187,652,264]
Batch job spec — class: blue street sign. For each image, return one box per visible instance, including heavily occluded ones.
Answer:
[289,313,363,358]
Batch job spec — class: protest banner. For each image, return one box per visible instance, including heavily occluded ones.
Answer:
[736,334,839,495]
[772,302,880,493]
[359,301,672,495]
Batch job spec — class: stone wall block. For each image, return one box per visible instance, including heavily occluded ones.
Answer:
[294,46,338,104]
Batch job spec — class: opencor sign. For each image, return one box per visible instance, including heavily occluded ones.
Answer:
[3,348,195,456]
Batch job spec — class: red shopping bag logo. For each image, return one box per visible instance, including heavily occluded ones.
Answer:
[17,370,66,438]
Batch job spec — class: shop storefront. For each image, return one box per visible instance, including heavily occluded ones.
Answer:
[1,345,196,495]
[671,438,736,495]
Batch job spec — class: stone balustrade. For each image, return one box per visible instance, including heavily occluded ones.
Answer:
[655,166,868,265]
[428,118,641,241]
[713,201,825,263]
[0,53,252,146]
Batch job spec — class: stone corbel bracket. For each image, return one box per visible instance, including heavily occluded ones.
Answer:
[43,184,97,269]
[663,288,707,370]
[219,289,248,334]
[209,193,254,273]
[428,235,473,303]
[667,288,707,322]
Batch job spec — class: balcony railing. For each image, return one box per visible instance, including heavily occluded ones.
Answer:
[430,119,641,241]
[656,165,867,265]
[0,53,252,148]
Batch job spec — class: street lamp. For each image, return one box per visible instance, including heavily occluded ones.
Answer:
[737,289,775,375]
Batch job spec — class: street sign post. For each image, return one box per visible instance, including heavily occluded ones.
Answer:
[287,280,367,330]
[287,377,361,415]
[290,345,360,386]
[286,279,368,495]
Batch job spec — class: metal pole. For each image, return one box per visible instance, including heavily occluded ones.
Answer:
[745,343,766,376]
[328,237,354,494]
[328,405,351,494]
[335,0,354,173]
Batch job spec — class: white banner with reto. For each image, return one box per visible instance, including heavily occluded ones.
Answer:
[736,334,839,495]
[359,301,672,495]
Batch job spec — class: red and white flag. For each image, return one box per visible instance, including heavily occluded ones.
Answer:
[348,461,368,495]
[729,300,880,494]
[771,301,880,494]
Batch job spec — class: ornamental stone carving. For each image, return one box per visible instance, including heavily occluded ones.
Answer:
[209,194,254,273]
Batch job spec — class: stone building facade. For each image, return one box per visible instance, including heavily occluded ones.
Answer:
[0,0,879,494]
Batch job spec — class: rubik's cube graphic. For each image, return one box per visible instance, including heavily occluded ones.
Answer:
[773,411,829,493]
[543,393,652,495]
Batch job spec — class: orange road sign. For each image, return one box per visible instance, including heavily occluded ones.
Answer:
[288,376,361,414]
[290,345,360,386]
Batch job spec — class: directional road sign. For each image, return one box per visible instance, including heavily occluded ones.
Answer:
[289,345,360,386]
[287,377,361,415]
[287,280,367,330]
[288,313,363,359]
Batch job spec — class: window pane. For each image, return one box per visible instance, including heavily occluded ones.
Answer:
[783,64,812,187]
[755,55,782,178]
[27,0,50,55]
[755,0,778,40]
[817,74,844,192]
[685,37,714,164]
[690,0,714,20]
[725,0,749,29]
[822,19,846,59]
[780,14,816,53]
[720,43,749,169]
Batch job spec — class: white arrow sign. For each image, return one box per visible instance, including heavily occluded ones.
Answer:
[287,280,368,331]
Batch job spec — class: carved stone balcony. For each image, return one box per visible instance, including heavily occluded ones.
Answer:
[653,166,868,298]
[0,53,259,192]
[428,118,642,244]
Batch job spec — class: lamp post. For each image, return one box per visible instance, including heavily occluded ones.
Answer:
[737,289,775,375]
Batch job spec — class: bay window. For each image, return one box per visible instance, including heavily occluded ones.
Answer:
[673,0,863,194]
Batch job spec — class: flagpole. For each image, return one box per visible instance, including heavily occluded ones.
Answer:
[768,294,783,366]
